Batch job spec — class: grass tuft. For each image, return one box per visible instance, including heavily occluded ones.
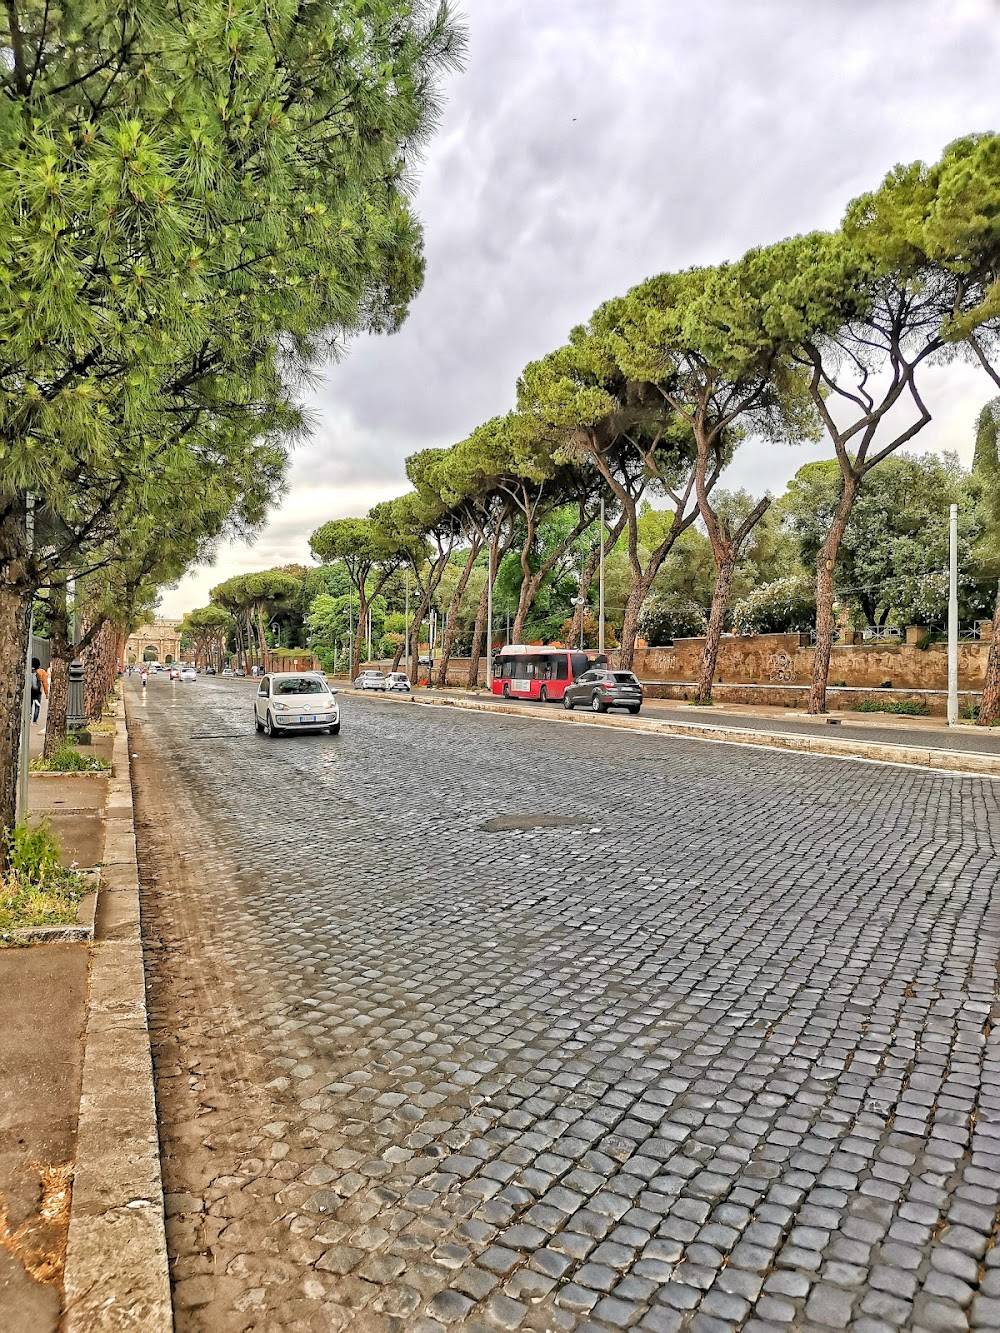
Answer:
[1,821,89,937]
[30,743,110,773]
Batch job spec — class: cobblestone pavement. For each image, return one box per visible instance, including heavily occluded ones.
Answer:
[130,678,1000,1332]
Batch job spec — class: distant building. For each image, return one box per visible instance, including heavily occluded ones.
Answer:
[124,619,184,666]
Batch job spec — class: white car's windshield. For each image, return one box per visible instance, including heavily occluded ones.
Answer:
[274,678,328,696]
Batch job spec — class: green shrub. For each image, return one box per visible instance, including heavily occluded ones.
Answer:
[1,821,88,935]
[856,699,930,716]
[6,820,62,881]
[30,743,110,773]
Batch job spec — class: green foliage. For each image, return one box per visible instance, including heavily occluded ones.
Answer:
[856,699,931,716]
[732,576,816,635]
[780,452,991,625]
[637,595,708,645]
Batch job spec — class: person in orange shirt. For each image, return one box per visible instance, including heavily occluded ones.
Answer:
[31,657,49,723]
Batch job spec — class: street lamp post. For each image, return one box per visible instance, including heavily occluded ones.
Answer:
[599,495,606,656]
[947,502,959,725]
[66,573,89,742]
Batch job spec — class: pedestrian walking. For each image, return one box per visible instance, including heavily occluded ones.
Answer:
[30,657,48,723]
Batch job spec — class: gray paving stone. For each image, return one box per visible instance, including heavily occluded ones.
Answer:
[138,688,1000,1333]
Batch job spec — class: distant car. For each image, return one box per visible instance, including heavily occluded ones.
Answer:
[254,671,340,736]
[168,666,180,681]
[563,669,644,715]
[222,667,235,677]
[384,672,412,693]
[234,668,246,677]
[354,670,386,690]
[205,666,217,676]
[180,667,197,681]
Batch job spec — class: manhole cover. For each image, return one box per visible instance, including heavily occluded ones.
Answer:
[479,813,589,832]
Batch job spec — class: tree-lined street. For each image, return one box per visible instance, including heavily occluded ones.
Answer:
[132,678,1000,1332]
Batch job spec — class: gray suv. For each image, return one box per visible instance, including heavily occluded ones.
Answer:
[563,669,644,715]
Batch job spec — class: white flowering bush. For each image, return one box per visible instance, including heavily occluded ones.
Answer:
[637,595,709,645]
[732,576,816,635]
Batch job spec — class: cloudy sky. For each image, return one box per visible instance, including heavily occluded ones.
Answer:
[161,0,1000,617]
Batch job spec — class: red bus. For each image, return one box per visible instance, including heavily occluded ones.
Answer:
[490,645,608,702]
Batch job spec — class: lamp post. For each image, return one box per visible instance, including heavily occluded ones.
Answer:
[66,573,89,742]
[486,543,494,690]
[599,495,606,656]
[947,502,959,725]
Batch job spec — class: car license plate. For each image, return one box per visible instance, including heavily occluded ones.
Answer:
[299,714,317,723]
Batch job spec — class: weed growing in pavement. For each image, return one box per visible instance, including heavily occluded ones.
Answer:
[1,821,88,937]
[30,743,110,773]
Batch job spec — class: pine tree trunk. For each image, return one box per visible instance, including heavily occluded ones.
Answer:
[436,545,477,686]
[409,586,432,680]
[43,582,71,759]
[695,557,736,703]
[809,479,857,714]
[977,586,1000,726]
[390,640,405,672]
[352,598,368,681]
[0,504,33,863]
[618,574,654,671]
[467,573,491,688]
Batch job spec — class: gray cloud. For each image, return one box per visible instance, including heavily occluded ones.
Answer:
[162,0,1000,615]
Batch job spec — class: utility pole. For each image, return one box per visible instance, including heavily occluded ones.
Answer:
[366,604,372,665]
[486,543,494,690]
[947,502,959,725]
[599,495,606,656]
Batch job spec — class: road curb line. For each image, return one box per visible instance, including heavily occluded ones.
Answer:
[350,688,1000,778]
[62,697,173,1332]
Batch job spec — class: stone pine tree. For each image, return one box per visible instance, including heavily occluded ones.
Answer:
[0,1,463,862]
[600,263,818,699]
[760,134,1000,713]
[516,327,698,670]
[310,508,421,681]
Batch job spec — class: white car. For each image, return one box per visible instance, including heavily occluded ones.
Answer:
[354,670,386,690]
[180,667,197,681]
[384,672,412,692]
[255,671,340,736]
[222,667,235,677]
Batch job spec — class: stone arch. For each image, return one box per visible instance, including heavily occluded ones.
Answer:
[143,645,158,661]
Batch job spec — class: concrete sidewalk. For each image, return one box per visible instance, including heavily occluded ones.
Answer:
[1,701,171,1332]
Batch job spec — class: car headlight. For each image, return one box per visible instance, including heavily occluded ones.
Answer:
[274,702,292,711]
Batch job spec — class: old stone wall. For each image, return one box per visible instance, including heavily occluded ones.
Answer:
[631,633,989,691]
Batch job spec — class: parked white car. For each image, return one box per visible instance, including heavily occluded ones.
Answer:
[354,670,386,690]
[254,672,340,736]
[384,672,412,692]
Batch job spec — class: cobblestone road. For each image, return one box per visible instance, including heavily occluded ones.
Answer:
[131,677,1000,1333]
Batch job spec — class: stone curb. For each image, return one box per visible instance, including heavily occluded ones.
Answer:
[346,688,1000,778]
[61,698,173,1332]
